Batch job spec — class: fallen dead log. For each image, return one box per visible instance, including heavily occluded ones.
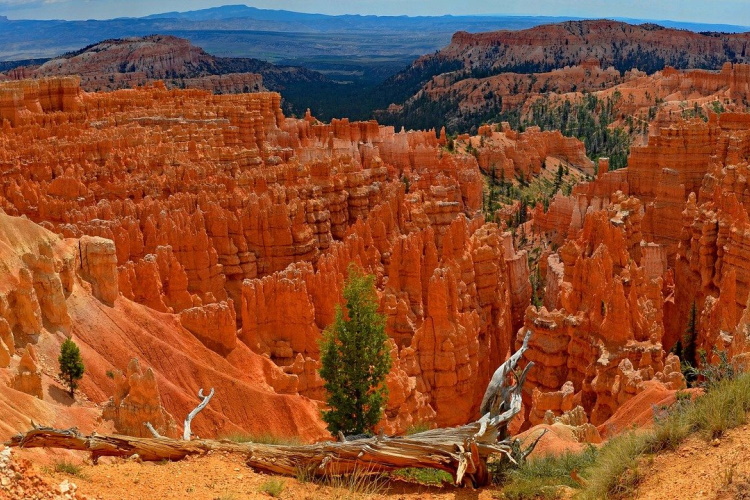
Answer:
[7,419,509,486]
[6,427,247,462]
[7,331,534,487]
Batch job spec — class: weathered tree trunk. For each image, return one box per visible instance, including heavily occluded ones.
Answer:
[183,388,214,440]
[7,332,533,487]
[6,428,247,462]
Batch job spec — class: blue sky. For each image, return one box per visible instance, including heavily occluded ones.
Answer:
[0,0,748,26]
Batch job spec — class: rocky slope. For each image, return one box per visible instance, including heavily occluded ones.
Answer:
[3,35,326,93]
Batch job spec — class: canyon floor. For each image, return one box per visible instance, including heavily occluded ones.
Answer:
[634,424,750,500]
[14,446,504,500]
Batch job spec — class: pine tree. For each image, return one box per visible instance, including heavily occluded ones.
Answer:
[58,338,84,398]
[319,265,392,435]
[682,301,698,365]
[555,163,564,190]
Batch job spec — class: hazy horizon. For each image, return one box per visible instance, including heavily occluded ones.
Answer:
[0,0,747,27]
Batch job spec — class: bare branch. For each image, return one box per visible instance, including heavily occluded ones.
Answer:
[183,387,214,441]
[520,428,547,461]
[480,329,532,418]
[145,422,162,439]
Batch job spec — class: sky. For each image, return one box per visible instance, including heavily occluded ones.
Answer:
[0,0,748,26]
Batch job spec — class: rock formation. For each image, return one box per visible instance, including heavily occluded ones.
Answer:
[78,236,119,306]
[520,193,687,427]
[524,97,750,428]
[102,358,178,438]
[474,124,594,179]
[11,346,43,399]
[3,55,749,443]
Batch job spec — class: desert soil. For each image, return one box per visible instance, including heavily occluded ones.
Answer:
[636,424,750,500]
[24,448,502,500]
[16,424,750,499]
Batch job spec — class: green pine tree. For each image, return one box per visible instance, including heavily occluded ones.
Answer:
[319,265,392,436]
[682,301,698,365]
[58,338,85,398]
[555,163,564,190]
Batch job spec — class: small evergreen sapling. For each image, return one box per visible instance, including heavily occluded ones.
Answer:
[59,338,85,398]
[319,265,392,436]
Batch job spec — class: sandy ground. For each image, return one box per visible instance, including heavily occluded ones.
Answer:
[25,448,503,500]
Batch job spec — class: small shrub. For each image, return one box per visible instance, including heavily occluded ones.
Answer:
[404,422,432,435]
[580,372,750,498]
[53,460,84,478]
[685,348,737,389]
[391,467,451,486]
[319,265,392,436]
[685,371,750,439]
[294,464,316,484]
[219,433,300,445]
[324,466,388,499]
[647,410,690,453]
[259,478,285,497]
[579,432,649,499]
[58,338,85,398]
[294,464,387,497]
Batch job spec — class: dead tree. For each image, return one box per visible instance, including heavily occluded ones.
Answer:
[7,332,534,487]
[144,387,214,440]
[182,388,214,440]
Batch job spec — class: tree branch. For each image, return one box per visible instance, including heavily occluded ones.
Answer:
[144,422,162,439]
[480,329,532,418]
[183,388,214,441]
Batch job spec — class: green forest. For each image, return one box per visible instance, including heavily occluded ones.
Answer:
[508,92,632,170]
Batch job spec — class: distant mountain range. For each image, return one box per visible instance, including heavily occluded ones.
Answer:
[1,35,326,93]
[0,4,747,66]
[375,19,750,132]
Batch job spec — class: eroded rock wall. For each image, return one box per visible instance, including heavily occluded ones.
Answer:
[528,110,750,427]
